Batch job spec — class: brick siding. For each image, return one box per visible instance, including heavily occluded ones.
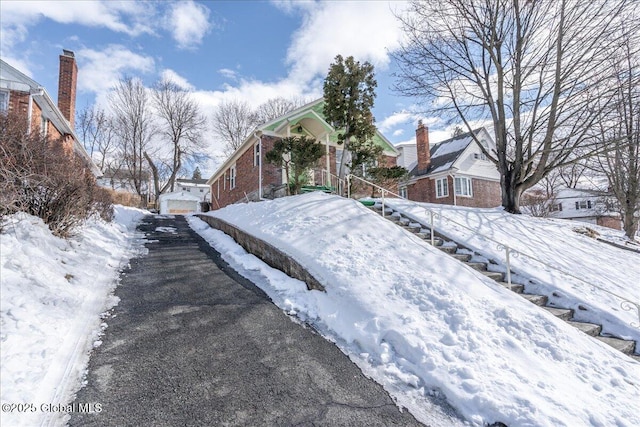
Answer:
[406,176,501,208]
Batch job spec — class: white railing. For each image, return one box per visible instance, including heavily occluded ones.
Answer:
[322,170,345,196]
[346,174,640,329]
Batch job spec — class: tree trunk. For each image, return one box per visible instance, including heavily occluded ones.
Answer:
[623,203,639,240]
[501,170,522,214]
[143,151,160,204]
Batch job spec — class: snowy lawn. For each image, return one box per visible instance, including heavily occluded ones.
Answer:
[383,198,640,343]
[0,206,147,427]
[191,192,640,427]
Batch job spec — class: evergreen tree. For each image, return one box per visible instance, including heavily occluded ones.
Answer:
[323,55,377,179]
[192,166,202,180]
[265,136,324,195]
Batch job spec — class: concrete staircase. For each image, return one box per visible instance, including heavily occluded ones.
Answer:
[369,204,639,360]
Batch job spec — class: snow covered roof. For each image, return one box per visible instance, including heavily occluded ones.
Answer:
[158,191,201,202]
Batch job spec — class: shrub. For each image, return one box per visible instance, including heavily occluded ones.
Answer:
[0,112,113,236]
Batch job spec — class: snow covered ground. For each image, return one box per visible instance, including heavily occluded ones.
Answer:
[383,198,640,343]
[191,192,640,427]
[0,207,147,427]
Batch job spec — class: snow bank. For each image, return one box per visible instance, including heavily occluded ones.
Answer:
[0,206,147,427]
[384,199,640,343]
[193,193,640,427]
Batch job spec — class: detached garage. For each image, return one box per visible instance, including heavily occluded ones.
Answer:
[158,191,201,215]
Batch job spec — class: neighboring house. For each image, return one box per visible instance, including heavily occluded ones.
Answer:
[176,178,210,202]
[97,167,151,193]
[207,98,398,210]
[400,122,501,208]
[158,191,201,215]
[548,187,622,230]
[395,141,418,170]
[0,50,100,176]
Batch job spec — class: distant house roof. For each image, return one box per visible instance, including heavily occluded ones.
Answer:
[409,128,486,177]
[158,191,201,202]
[176,178,208,185]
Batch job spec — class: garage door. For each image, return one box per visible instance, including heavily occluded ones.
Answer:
[167,200,198,214]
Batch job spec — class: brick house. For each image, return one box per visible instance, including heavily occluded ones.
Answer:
[0,50,99,176]
[400,123,501,208]
[207,98,398,210]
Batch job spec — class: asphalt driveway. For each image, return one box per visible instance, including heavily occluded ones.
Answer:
[69,214,425,426]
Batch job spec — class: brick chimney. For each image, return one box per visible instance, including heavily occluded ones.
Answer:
[416,120,431,172]
[57,49,77,129]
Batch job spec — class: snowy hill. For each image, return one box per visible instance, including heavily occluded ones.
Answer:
[193,192,640,427]
[0,207,148,427]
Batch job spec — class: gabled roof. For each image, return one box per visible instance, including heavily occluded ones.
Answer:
[409,128,487,177]
[176,178,209,185]
[207,97,397,185]
[0,59,101,177]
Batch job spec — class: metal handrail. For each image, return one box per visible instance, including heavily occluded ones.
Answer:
[346,174,640,329]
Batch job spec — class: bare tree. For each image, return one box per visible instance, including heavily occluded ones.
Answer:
[394,0,632,213]
[212,99,259,156]
[255,97,305,123]
[151,78,207,194]
[109,77,155,201]
[76,104,119,173]
[591,32,640,239]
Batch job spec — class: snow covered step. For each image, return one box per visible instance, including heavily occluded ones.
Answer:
[465,262,487,271]
[543,307,574,321]
[451,253,472,262]
[595,336,636,355]
[522,294,548,306]
[482,271,504,281]
[438,245,458,254]
[497,282,524,293]
[568,321,602,337]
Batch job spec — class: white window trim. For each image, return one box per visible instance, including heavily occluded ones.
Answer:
[454,176,473,197]
[435,177,448,198]
[229,164,236,190]
[0,89,9,112]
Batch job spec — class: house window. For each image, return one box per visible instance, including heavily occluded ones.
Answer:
[454,177,472,197]
[254,143,260,166]
[575,200,592,210]
[229,165,236,189]
[199,189,203,193]
[0,90,8,112]
[550,203,563,212]
[399,186,408,199]
[41,117,48,137]
[435,177,448,198]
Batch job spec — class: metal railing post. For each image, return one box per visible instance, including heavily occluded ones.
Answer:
[505,246,512,286]
[382,190,386,218]
[430,211,435,246]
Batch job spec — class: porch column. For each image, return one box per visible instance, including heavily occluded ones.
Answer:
[325,134,330,180]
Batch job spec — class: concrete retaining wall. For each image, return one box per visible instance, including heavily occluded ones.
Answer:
[196,215,325,292]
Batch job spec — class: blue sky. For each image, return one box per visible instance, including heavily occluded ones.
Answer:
[1,0,456,174]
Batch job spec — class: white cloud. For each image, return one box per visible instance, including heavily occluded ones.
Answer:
[0,1,155,42]
[160,69,194,90]
[378,111,414,132]
[218,68,238,80]
[166,1,212,50]
[77,45,155,98]
[285,1,409,83]
[392,129,404,137]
